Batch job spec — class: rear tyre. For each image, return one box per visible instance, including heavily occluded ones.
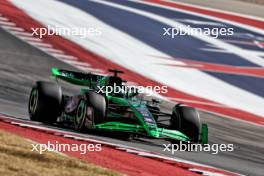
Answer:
[28,81,62,123]
[86,91,106,124]
[170,105,201,143]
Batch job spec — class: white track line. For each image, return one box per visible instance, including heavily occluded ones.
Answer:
[1,26,25,31]
[27,41,53,48]
[0,21,16,26]
[200,48,231,53]
[18,36,42,42]
[76,66,105,74]
[9,30,33,37]
[63,60,91,67]
[0,17,9,21]
[75,65,93,71]
[39,47,64,54]
[51,53,78,60]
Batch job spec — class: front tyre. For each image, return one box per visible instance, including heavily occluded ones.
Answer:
[28,81,62,123]
[171,105,201,143]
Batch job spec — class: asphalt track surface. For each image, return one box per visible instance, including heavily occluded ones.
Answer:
[0,26,264,175]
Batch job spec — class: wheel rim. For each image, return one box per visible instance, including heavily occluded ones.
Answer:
[29,89,38,114]
[76,100,86,126]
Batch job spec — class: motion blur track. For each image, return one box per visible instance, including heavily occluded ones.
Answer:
[0,0,264,175]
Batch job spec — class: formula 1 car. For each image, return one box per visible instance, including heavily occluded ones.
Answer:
[28,67,208,144]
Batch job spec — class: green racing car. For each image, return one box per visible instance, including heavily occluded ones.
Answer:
[28,67,208,144]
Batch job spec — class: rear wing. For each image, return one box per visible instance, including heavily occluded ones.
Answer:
[51,67,104,87]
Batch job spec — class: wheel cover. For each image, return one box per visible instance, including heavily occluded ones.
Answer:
[29,89,38,114]
[76,100,86,125]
